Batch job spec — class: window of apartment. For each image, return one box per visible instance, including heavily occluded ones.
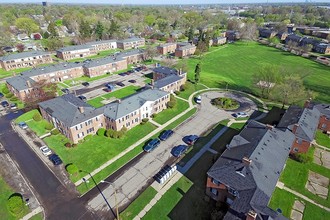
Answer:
[88,119,92,125]
[135,118,138,123]
[210,188,218,196]
[134,111,137,115]
[126,115,129,120]
[80,124,83,129]
[212,178,220,186]
[293,148,299,152]
[118,119,121,123]
[96,116,99,121]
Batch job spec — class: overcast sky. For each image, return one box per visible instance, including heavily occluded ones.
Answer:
[0,0,329,4]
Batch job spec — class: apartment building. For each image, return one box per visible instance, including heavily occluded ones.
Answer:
[175,44,196,58]
[83,56,127,77]
[212,37,227,46]
[119,49,145,64]
[206,120,294,220]
[157,43,177,55]
[116,38,145,50]
[0,51,53,71]
[39,89,169,143]
[6,76,37,102]
[152,66,187,93]
[87,40,117,52]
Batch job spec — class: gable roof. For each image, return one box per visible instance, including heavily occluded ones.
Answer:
[208,120,294,219]
[117,37,144,43]
[39,94,103,127]
[103,89,168,120]
[6,75,36,91]
[56,44,91,52]
[153,66,178,76]
[154,74,183,89]
[313,103,330,117]
[0,51,51,61]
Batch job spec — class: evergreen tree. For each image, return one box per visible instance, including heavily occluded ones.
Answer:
[194,63,201,84]
[95,21,104,40]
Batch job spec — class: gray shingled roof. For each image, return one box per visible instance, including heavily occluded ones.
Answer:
[83,56,125,68]
[20,62,84,77]
[117,37,144,43]
[86,40,117,46]
[208,120,294,219]
[277,106,320,142]
[0,51,51,61]
[39,94,103,127]
[314,103,330,117]
[116,49,144,58]
[153,66,178,76]
[154,74,183,89]
[176,44,196,51]
[157,43,176,48]
[6,75,36,91]
[56,44,91,52]
[103,89,168,120]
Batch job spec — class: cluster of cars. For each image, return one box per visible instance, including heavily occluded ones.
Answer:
[143,129,199,158]
[1,92,17,110]
[39,146,62,165]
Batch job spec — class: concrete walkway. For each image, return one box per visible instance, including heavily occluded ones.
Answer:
[135,126,229,219]
[312,141,330,152]
[21,206,43,220]
[276,181,330,212]
[148,119,162,128]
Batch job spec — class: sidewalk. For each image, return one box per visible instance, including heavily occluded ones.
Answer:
[276,181,330,212]
[312,141,330,152]
[21,207,43,220]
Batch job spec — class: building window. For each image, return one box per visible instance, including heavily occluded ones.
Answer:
[293,148,299,152]
[212,178,220,186]
[210,188,218,196]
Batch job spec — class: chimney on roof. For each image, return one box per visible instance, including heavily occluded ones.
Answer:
[242,157,252,166]
[304,98,312,109]
[150,79,154,89]
[292,124,299,134]
[78,106,84,113]
[246,210,257,220]
[266,124,274,130]
[26,80,31,88]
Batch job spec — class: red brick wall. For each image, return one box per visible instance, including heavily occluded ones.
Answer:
[290,138,311,153]
[318,115,330,132]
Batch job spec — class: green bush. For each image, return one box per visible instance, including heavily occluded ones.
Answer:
[142,118,149,123]
[97,128,106,136]
[10,97,18,101]
[168,100,176,108]
[295,153,313,164]
[7,194,24,216]
[174,90,181,95]
[180,84,188,91]
[106,129,115,138]
[5,93,13,98]
[45,122,54,130]
[2,86,10,94]
[66,164,79,175]
[151,113,157,118]
[51,129,60,135]
[33,112,42,121]
[211,97,239,110]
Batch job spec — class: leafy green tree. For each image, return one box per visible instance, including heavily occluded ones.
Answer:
[194,63,201,84]
[79,19,92,39]
[47,22,58,38]
[95,21,104,40]
[187,27,194,42]
[7,194,24,216]
[144,14,156,26]
[107,20,119,38]
[253,65,280,98]
[15,17,39,35]
[45,38,63,51]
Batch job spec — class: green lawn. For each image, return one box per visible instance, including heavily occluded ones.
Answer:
[15,110,50,136]
[177,81,208,100]
[0,66,32,79]
[315,130,330,148]
[280,147,330,208]
[142,176,193,220]
[87,85,141,108]
[67,49,120,63]
[120,187,157,220]
[269,188,296,217]
[229,122,246,130]
[44,122,156,183]
[153,99,190,125]
[186,42,330,103]
[0,177,29,220]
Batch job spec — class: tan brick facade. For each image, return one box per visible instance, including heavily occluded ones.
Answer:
[0,53,53,71]
[56,48,95,61]
[83,59,127,78]
[157,43,177,55]
[175,45,196,58]
[30,66,84,83]
[117,38,145,50]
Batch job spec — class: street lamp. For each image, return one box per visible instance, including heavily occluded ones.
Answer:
[100,180,119,220]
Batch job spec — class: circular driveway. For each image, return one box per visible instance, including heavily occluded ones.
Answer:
[87,91,257,213]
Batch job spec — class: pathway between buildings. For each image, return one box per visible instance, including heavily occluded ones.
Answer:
[276,181,330,212]
[312,141,330,152]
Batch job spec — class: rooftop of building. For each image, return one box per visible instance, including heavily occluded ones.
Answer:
[0,51,51,61]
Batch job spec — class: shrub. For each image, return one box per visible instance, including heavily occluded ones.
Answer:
[51,129,60,135]
[2,86,10,94]
[7,194,24,216]
[106,129,115,138]
[121,126,127,134]
[151,113,157,118]
[295,153,313,164]
[33,112,42,121]
[10,97,18,102]
[45,122,54,130]
[168,100,176,108]
[72,144,77,148]
[142,118,149,123]
[5,93,14,98]
[65,142,72,148]
[180,84,188,91]
[97,128,106,136]
[66,164,79,175]
[174,90,181,95]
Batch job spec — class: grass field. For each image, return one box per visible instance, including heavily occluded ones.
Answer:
[315,130,330,148]
[186,42,330,103]
[153,98,190,125]
[15,110,50,136]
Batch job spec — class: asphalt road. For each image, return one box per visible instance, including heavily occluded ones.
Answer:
[0,111,99,220]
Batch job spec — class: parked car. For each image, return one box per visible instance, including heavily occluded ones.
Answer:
[61,88,70,94]
[232,112,249,118]
[82,82,90,87]
[78,95,87,102]
[159,130,174,141]
[10,103,17,110]
[195,95,202,104]
[143,138,161,152]
[135,67,143,72]
[184,135,199,145]
[119,72,126,76]
[48,154,63,165]
[128,80,136,83]
[116,82,125,87]
[40,146,52,156]
[127,70,134,74]
[1,100,9,107]
[0,92,3,98]
[18,122,28,129]
[171,145,188,157]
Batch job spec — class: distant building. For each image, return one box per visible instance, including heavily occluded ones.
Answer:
[175,44,196,58]
[42,1,49,7]
[116,38,145,50]
[152,66,187,93]
[157,43,177,55]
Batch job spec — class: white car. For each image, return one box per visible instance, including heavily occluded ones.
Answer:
[195,95,202,104]
[232,112,249,118]
[40,146,52,156]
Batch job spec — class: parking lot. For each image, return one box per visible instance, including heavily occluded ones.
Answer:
[87,91,257,213]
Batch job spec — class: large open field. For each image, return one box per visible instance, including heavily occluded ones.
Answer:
[186,42,330,103]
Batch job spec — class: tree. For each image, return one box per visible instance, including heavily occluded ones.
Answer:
[143,45,158,62]
[47,22,58,38]
[15,17,39,35]
[273,75,308,107]
[144,14,156,26]
[95,21,104,40]
[174,59,188,73]
[240,21,259,41]
[16,44,25,52]
[194,63,201,84]
[44,38,63,51]
[79,19,92,40]
[107,20,119,38]
[253,65,280,98]
[301,44,313,54]
[187,27,194,42]
[7,194,24,216]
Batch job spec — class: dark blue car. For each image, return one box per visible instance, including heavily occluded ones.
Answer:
[0,92,3,98]
[171,145,188,157]
[159,130,174,141]
[143,138,161,152]
[184,135,199,145]
[48,154,63,165]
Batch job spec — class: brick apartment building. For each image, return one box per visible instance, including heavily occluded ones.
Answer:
[175,44,196,58]
[206,120,294,220]
[212,37,227,46]
[157,43,177,55]
[116,38,145,50]
[39,89,169,143]
[83,56,127,78]
[0,51,53,71]
[313,103,330,133]
[152,66,187,93]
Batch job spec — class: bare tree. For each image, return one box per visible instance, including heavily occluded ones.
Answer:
[143,45,158,62]
[240,21,259,41]
[253,65,280,98]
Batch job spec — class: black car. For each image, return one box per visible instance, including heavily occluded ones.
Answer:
[119,72,126,76]
[128,80,136,83]
[127,70,134,74]
[184,135,199,145]
[143,138,161,152]
[0,92,3,98]
[61,88,70,94]
[48,154,63,165]
[82,82,90,87]
[1,100,9,107]
[159,130,174,141]
[78,95,87,102]
[116,82,125,87]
